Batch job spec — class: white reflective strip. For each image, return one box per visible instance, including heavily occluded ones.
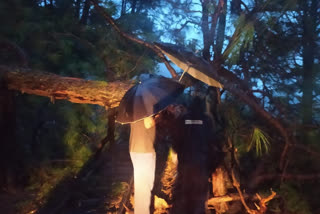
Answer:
[185,120,203,125]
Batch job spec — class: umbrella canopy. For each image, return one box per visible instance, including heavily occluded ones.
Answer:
[116,76,185,124]
[155,42,223,89]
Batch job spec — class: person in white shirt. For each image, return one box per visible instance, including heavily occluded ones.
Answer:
[129,116,156,214]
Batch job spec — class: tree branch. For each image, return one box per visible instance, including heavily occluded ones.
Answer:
[208,0,224,50]
[227,137,254,214]
[208,193,256,206]
[290,143,320,159]
[1,65,133,108]
[87,1,294,169]
[250,173,320,188]
[215,65,292,170]
[227,138,276,214]
[207,192,277,207]
[155,42,293,169]
[0,37,29,67]
[90,0,178,79]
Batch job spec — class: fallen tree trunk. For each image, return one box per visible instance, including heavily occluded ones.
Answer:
[0,66,133,108]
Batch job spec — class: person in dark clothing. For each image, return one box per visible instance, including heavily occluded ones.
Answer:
[154,96,224,214]
[170,96,212,214]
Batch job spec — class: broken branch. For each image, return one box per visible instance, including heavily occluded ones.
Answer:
[1,65,133,108]
[90,0,178,79]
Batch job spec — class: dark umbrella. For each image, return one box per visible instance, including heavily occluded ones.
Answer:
[116,76,185,124]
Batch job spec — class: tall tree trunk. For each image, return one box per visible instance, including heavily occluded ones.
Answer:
[121,0,127,15]
[131,0,137,14]
[214,0,227,59]
[201,0,211,61]
[80,0,90,25]
[301,0,316,125]
[230,0,241,15]
[75,0,81,19]
[0,74,17,189]
[49,0,53,9]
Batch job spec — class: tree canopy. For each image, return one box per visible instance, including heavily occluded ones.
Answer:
[0,0,319,213]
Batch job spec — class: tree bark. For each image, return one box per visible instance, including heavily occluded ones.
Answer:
[49,0,53,9]
[207,193,252,206]
[0,71,18,189]
[80,0,90,25]
[211,167,229,213]
[301,0,316,125]
[121,0,127,15]
[131,0,137,13]
[0,66,133,109]
[230,0,241,15]
[201,0,224,61]
[214,0,227,59]
[75,0,81,19]
[201,0,211,61]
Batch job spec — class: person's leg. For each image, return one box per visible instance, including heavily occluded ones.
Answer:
[130,152,156,214]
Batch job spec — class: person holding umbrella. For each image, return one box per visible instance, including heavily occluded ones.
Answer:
[116,76,184,214]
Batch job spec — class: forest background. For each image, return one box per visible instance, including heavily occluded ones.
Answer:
[0,0,319,213]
